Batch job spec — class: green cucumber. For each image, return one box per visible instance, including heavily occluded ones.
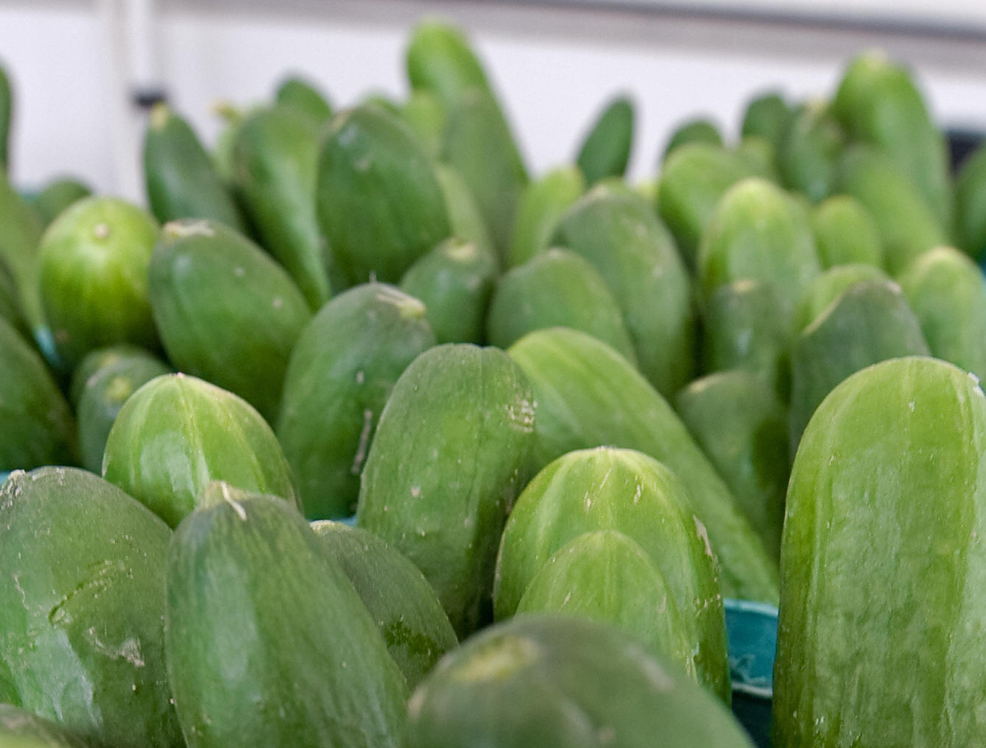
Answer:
[741,91,794,151]
[143,104,246,232]
[663,118,723,162]
[495,447,728,699]
[401,89,446,160]
[809,194,884,269]
[38,197,160,369]
[232,105,330,310]
[0,61,9,170]
[69,343,147,406]
[406,615,755,748]
[0,166,44,329]
[507,165,585,269]
[507,327,779,602]
[277,283,435,518]
[75,347,170,474]
[514,530,696,681]
[676,371,789,562]
[777,102,845,203]
[955,142,986,262]
[148,219,311,423]
[407,20,494,110]
[486,247,636,362]
[0,317,76,470]
[0,467,181,747]
[434,163,497,260]
[737,135,781,183]
[316,104,451,285]
[576,95,634,185]
[166,485,407,748]
[311,520,458,689]
[698,177,820,313]
[898,246,986,381]
[0,253,30,341]
[796,263,889,331]
[274,75,332,126]
[400,238,497,344]
[788,279,930,449]
[553,188,695,397]
[356,344,536,636]
[0,704,89,748]
[210,102,246,186]
[31,177,92,228]
[774,357,986,746]
[103,373,298,527]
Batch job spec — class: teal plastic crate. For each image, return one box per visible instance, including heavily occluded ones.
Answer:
[725,598,777,748]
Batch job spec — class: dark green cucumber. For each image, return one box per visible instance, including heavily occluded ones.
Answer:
[495,447,728,699]
[210,102,246,186]
[898,246,986,382]
[406,615,754,748]
[486,247,636,362]
[75,347,170,474]
[774,357,986,746]
[676,371,789,562]
[401,89,446,160]
[795,263,889,331]
[316,104,451,285]
[0,166,44,329]
[0,467,181,747]
[507,327,779,602]
[434,163,497,260]
[277,283,435,518]
[275,75,332,126]
[311,520,458,689]
[143,105,245,231]
[698,177,820,313]
[663,118,723,162]
[507,166,585,269]
[103,373,298,527]
[166,486,407,748]
[399,238,497,344]
[809,194,884,269]
[788,279,930,450]
[357,344,536,636]
[553,188,695,397]
[148,219,311,423]
[514,530,696,681]
[0,704,89,748]
[955,142,986,262]
[741,91,794,151]
[69,344,149,406]
[232,105,330,310]
[0,61,10,170]
[0,253,30,342]
[31,177,92,228]
[777,102,845,203]
[576,95,634,185]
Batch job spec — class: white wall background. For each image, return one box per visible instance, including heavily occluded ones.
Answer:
[1,0,985,202]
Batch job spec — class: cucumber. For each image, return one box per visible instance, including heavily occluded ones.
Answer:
[143,105,246,232]
[75,347,170,473]
[698,177,820,313]
[69,343,147,406]
[210,102,246,186]
[576,95,634,185]
[663,118,723,162]
[434,163,497,260]
[741,91,794,151]
[0,317,76,470]
[955,142,986,262]
[737,135,781,183]
[166,485,407,748]
[103,373,298,527]
[795,263,889,331]
[400,238,497,344]
[0,253,30,342]
[486,247,636,362]
[507,165,585,269]
[407,20,494,111]
[777,102,845,203]
[507,327,779,602]
[316,104,451,285]
[514,530,697,682]
[232,105,330,310]
[788,279,930,450]
[774,357,986,746]
[0,704,89,748]
[809,194,884,269]
[148,219,311,423]
[406,615,755,748]
[553,188,695,397]
[0,467,181,747]
[0,61,9,170]
[38,197,160,369]
[676,371,789,562]
[357,344,536,636]
[311,520,458,689]
[0,166,44,329]
[30,177,92,228]
[274,75,332,126]
[495,447,728,699]
[401,89,446,160]
[898,246,986,382]
[277,283,435,518]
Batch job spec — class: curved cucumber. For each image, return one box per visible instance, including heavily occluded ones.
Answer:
[0,704,89,748]
[357,344,536,636]
[955,143,986,262]
[777,102,845,203]
[775,357,986,746]
[148,219,311,423]
[311,520,458,690]
[663,118,724,162]
[507,166,585,269]
[795,263,889,331]
[507,327,778,602]
[0,467,181,748]
[103,373,298,527]
[166,486,407,748]
[0,166,45,329]
[576,95,634,185]
[31,177,92,228]
[809,194,884,269]
[407,20,494,110]
[275,75,332,126]
[277,283,435,518]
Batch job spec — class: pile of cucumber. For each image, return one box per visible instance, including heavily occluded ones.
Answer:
[1,18,986,748]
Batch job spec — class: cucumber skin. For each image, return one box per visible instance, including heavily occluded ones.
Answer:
[508,327,778,602]
[70,344,149,407]
[0,467,182,748]
[407,21,493,111]
[576,95,634,185]
[148,219,311,424]
[357,344,536,637]
[0,167,46,330]
[32,178,92,229]
[795,264,889,332]
[0,62,9,170]
[663,118,723,162]
[809,195,884,269]
[955,143,986,262]
[277,283,436,518]
[0,704,90,748]
[741,92,794,151]
[166,491,407,748]
[507,166,585,269]
[275,76,332,126]
[434,164,497,260]
[775,357,986,747]
[777,104,844,204]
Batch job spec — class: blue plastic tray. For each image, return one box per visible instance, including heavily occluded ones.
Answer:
[724,598,778,748]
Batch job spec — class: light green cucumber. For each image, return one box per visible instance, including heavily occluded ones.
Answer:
[955,142,986,262]
[795,263,890,331]
[809,194,884,269]
[741,91,794,151]
[507,165,585,269]
[275,75,332,126]
[777,101,845,203]
[576,95,634,185]
[434,163,496,260]
[662,118,723,162]
[401,89,446,160]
